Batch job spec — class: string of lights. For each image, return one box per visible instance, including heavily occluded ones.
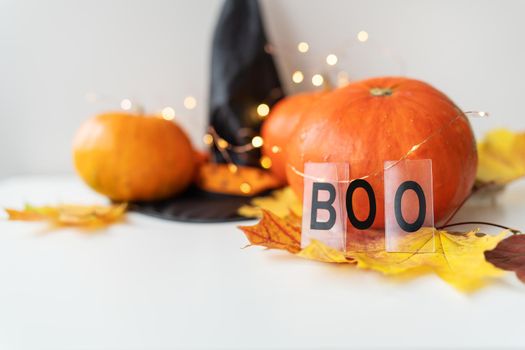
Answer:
[84,31,488,195]
[200,29,378,173]
[85,29,409,181]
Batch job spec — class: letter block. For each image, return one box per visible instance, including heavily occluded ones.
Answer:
[384,159,435,253]
[301,162,349,251]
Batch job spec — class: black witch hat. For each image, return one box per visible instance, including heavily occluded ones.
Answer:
[209,0,284,167]
[131,0,285,222]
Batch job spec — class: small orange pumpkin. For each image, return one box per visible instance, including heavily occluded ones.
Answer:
[261,91,324,183]
[73,112,195,201]
[286,77,477,228]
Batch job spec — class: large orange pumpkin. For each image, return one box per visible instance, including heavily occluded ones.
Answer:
[261,91,324,183]
[286,77,477,228]
[73,112,195,201]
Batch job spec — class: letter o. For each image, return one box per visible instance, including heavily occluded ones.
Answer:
[394,180,426,232]
[346,179,376,230]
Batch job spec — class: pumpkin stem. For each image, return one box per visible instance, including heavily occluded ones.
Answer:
[370,87,393,97]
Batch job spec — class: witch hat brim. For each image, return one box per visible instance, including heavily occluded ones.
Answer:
[130,185,263,223]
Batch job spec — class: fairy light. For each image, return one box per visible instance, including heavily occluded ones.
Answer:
[251,136,264,148]
[297,41,309,53]
[217,138,229,149]
[326,54,338,66]
[292,70,304,84]
[120,98,132,110]
[260,156,272,169]
[409,143,421,153]
[271,145,281,154]
[161,106,176,120]
[464,110,490,118]
[312,74,324,87]
[256,103,270,117]
[357,30,369,42]
[203,133,213,145]
[240,182,252,194]
[228,164,238,173]
[184,96,197,110]
[206,126,266,153]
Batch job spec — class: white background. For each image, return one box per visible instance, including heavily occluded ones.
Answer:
[0,176,524,349]
[1,0,525,178]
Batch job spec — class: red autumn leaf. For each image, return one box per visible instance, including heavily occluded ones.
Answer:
[484,234,525,283]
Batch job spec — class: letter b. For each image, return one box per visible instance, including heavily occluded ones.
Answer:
[310,182,336,230]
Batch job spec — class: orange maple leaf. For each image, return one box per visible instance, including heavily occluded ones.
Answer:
[239,210,301,253]
[5,203,127,230]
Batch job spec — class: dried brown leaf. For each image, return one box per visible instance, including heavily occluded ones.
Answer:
[485,234,525,283]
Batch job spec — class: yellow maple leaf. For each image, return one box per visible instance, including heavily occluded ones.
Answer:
[238,186,302,218]
[477,128,525,185]
[347,230,506,292]
[297,239,352,263]
[5,203,127,229]
[240,210,507,292]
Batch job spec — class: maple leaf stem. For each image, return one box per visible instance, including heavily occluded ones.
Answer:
[438,221,522,235]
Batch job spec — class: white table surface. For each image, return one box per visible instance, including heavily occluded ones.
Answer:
[0,175,524,350]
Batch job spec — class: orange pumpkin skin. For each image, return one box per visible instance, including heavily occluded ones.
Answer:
[73,112,195,201]
[286,77,477,228]
[261,92,324,183]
